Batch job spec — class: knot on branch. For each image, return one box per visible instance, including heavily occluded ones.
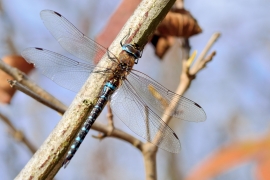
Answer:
[12,130,24,141]
[188,73,196,80]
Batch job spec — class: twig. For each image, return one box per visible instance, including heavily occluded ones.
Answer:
[93,123,143,150]
[190,51,216,75]
[106,101,114,135]
[145,106,150,142]
[7,79,66,115]
[3,68,142,150]
[176,32,220,97]
[15,0,175,179]
[3,66,142,148]
[143,143,158,180]
[143,32,220,180]
[190,33,220,75]
[0,60,67,111]
[0,112,36,154]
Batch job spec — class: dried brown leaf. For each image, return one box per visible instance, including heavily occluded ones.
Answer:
[157,8,202,38]
[151,35,175,59]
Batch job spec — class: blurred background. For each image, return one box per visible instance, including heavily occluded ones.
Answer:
[0,0,270,179]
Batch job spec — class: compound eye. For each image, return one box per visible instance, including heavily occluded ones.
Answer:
[135,50,141,58]
[126,45,134,52]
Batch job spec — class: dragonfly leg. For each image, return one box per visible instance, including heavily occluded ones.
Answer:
[62,159,71,168]
[107,49,118,63]
[120,28,131,46]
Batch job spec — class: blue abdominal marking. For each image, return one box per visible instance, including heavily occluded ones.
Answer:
[105,82,116,90]
[81,127,89,133]
[75,137,82,142]
[94,105,102,111]
[100,95,107,101]
[62,80,118,167]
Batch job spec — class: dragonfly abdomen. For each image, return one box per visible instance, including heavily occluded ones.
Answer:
[62,81,117,167]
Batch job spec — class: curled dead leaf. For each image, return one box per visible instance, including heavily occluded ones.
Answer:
[152,8,202,59]
[151,35,175,59]
[157,8,202,38]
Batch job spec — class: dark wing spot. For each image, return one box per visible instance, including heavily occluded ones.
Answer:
[194,102,202,108]
[173,133,179,139]
[53,11,62,17]
[35,47,43,51]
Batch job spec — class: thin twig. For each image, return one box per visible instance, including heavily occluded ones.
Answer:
[164,33,219,124]
[0,112,36,154]
[143,32,220,180]
[190,32,220,75]
[106,101,114,135]
[0,60,67,111]
[190,51,216,75]
[92,101,115,139]
[93,123,143,151]
[7,79,66,115]
[4,69,142,150]
[4,69,142,149]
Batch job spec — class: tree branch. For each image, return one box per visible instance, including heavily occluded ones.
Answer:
[0,60,66,111]
[7,80,66,115]
[0,112,36,154]
[1,63,143,151]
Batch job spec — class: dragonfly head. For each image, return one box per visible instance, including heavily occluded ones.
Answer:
[122,43,142,64]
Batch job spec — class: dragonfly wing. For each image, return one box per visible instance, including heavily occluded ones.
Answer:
[128,70,206,122]
[22,48,109,92]
[40,10,109,64]
[110,80,181,153]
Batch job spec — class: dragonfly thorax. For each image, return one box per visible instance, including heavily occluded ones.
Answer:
[112,62,132,80]
[118,62,131,72]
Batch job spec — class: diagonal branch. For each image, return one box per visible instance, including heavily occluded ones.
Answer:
[15,0,176,179]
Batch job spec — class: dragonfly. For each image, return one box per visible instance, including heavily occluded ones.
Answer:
[22,10,206,168]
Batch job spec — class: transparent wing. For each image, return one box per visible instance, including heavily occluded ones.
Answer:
[128,70,206,122]
[22,48,111,92]
[40,10,109,64]
[111,80,181,153]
